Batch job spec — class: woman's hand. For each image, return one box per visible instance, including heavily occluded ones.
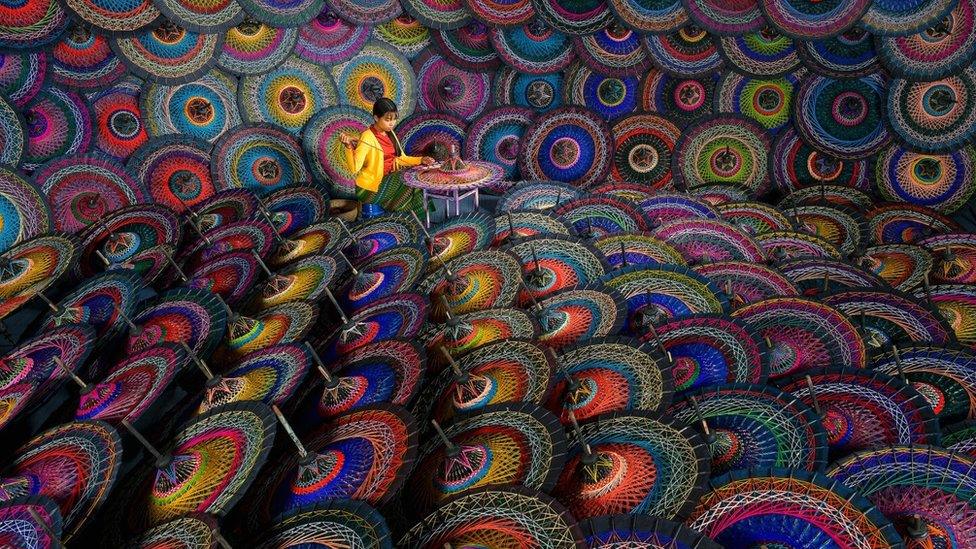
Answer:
[420,156,436,165]
[339,133,358,149]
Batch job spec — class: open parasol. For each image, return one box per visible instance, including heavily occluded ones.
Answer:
[592,232,686,269]
[256,500,393,548]
[128,514,226,548]
[38,271,143,342]
[794,73,891,160]
[373,14,429,59]
[142,70,240,144]
[414,51,490,121]
[396,111,468,156]
[219,301,319,361]
[717,28,799,78]
[787,203,866,257]
[859,244,934,292]
[779,258,885,296]
[339,244,426,311]
[761,0,869,39]
[876,144,976,215]
[686,468,901,546]
[519,107,612,188]
[779,368,941,460]
[219,18,297,76]
[125,287,229,359]
[873,345,976,425]
[607,0,685,33]
[211,123,310,196]
[186,251,260,305]
[609,114,679,190]
[197,343,311,414]
[887,67,976,154]
[22,87,93,173]
[536,285,625,348]
[315,292,426,361]
[0,167,51,254]
[643,24,723,77]
[110,21,221,86]
[464,107,534,182]
[823,289,953,349]
[867,203,962,245]
[600,265,728,336]
[416,249,521,322]
[581,514,720,549]
[668,384,827,475]
[732,297,866,378]
[506,235,608,305]
[0,0,67,50]
[553,411,709,520]
[407,402,566,519]
[0,234,80,322]
[331,40,417,119]
[490,21,574,74]
[427,211,495,270]
[91,77,150,163]
[695,261,799,307]
[0,51,46,109]
[270,219,344,268]
[828,446,976,548]
[344,213,423,264]
[76,204,182,278]
[175,219,276,275]
[493,67,565,114]
[769,127,871,195]
[49,24,125,91]
[127,136,216,214]
[420,308,537,373]
[1,421,122,540]
[715,71,801,135]
[497,181,587,212]
[655,218,765,265]
[240,56,337,136]
[922,233,976,285]
[0,95,25,169]
[188,189,260,231]
[562,63,641,124]
[671,114,772,197]
[0,497,63,548]
[302,106,372,200]
[716,201,795,237]
[251,254,345,311]
[294,6,369,65]
[554,196,652,237]
[640,71,718,129]
[544,337,671,424]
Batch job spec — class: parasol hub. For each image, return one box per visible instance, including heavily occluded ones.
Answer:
[452,372,493,411]
[0,257,27,282]
[338,320,368,344]
[0,475,31,500]
[437,444,491,491]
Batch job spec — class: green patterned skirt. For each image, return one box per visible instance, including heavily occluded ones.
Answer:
[356,171,425,216]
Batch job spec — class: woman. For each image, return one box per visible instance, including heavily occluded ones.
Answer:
[340,97,435,218]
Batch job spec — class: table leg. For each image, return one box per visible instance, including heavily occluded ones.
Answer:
[423,189,430,227]
[474,189,480,211]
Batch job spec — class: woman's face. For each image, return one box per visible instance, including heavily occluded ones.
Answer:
[374,111,398,132]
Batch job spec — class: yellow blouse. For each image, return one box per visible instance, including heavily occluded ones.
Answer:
[344,128,423,192]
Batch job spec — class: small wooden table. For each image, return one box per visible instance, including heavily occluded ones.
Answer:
[403,161,503,227]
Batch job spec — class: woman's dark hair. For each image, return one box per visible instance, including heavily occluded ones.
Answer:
[372,97,398,117]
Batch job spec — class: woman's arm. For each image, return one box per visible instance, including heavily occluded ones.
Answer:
[343,131,371,174]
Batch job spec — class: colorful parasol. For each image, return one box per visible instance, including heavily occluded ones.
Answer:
[572,25,649,77]
[427,212,495,269]
[609,114,679,189]
[787,204,866,257]
[270,219,344,268]
[432,20,500,71]
[344,214,421,266]
[216,302,318,363]
[921,233,976,286]
[399,488,582,548]
[396,111,467,155]
[464,107,533,181]
[175,221,276,283]
[671,114,772,197]
[536,285,625,348]
[294,6,368,64]
[544,337,671,423]
[414,52,490,122]
[316,292,426,361]
[580,514,720,549]
[128,401,276,529]
[640,71,718,128]
[76,204,181,278]
[794,73,890,159]
[63,0,158,34]
[921,284,976,350]
[639,194,719,227]
[240,56,337,135]
[219,18,297,75]
[643,24,723,77]
[256,404,416,525]
[562,62,641,123]
[127,136,216,213]
[0,497,63,548]
[0,0,67,50]
[779,258,885,297]
[691,183,754,205]
[0,234,80,321]
[797,26,880,79]
[684,0,763,35]
[867,203,961,245]
[252,254,344,310]
[498,181,586,212]
[303,338,423,421]
[490,21,574,75]
[779,368,941,460]
[0,97,24,170]
[302,105,372,200]
[760,0,870,39]
[1,324,94,417]
[39,271,143,341]
[411,339,552,426]
[769,127,871,195]
[877,0,976,81]
[715,71,801,135]
[655,218,765,264]
[732,297,866,378]
[142,69,241,143]
[827,446,976,548]
[340,244,426,311]
[531,0,612,35]
[129,514,224,548]
[754,230,843,262]
[669,384,826,474]
[75,344,187,425]
[211,123,310,196]
[264,183,326,237]
[331,40,417,118]
[420,308,537,372]
[779,184,875,213]
[236,0,322,27]
[554,196,651,237]
[110,21,221,86]
[873,345,976,425]
[876,143,976,215]
[685,468,901,547]
[3,421,122,539]
[197,343,310,414]
[506,235,608,304]
[717,28,799,78]
[861,0,956,36]
[656,315,767,394]
[125,287,229,358]
[49,25,125,91]
[600,265,728,335]
[187,188,259,231]
[553,412,709,520]
[256,500,393,548]
[695,261,799,307]
[593,232,686,268]
[606,0,685,33]
[493,67,565,113]
[823,289,952,349]
[399,0,470,29]
[373,14,429,59]
[186,251,260,305]
[22,87,93,173]
[944,420,976,459]
[417,249,521,322]
[154,0,242,32]
[859,244,934,292]
[715,201,794,236]
[406,403,566,517]
[0,167,50,254]
[0,51,46,109]
[888,69,976,154]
